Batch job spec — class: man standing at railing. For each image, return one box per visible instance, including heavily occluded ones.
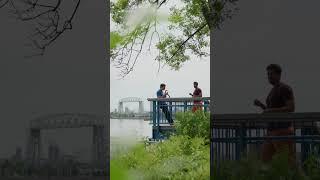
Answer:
[157,83,174,125]
[254,64,295,165]
[189,82,203,112]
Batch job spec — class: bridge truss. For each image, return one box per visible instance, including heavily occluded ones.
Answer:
[25,113,107,169]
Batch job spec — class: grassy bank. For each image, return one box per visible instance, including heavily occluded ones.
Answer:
[111,111,210,180]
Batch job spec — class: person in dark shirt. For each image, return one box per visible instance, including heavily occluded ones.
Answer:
[254,64,295,164]
[189,82,203,112]
[157,83,173,124]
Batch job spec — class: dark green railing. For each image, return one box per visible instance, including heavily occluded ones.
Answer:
[211,113,320,175]
[147,97,210,139]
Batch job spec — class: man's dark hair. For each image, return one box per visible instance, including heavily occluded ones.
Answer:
[194,82,198,85]
[160,83,166,88]
[266,64,282,74]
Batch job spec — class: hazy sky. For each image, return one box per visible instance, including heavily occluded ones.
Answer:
[110,47,211,112]
[213,0,320,113]
[0,1,106,159]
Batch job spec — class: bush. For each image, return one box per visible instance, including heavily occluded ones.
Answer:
[111,135,210,180]
[215,150,320,180]
[175,111,210,141]
[110,111,210,180]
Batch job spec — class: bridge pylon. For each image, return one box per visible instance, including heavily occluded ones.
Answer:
[26,128,42,168]
[118,102,124,113]
[118,97,145,114]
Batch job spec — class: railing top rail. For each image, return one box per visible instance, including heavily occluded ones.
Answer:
[147,97,210,102]
[213,112,320,122]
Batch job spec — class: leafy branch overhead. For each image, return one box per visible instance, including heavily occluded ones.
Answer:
[110,0,239,77]
[0,0,81,57]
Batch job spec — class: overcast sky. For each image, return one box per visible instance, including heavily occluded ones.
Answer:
[110,44,211,112]
[213,0,320,114]
[0,1,106,160]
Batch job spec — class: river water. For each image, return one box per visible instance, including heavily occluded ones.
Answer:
[110,119,152,157]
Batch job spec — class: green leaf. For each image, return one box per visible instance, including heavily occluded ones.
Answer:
[110,0,239,75]
[110,31,124,50]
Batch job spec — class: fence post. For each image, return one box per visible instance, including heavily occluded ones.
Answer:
[204,100,209,112]
[236,122,246,160]
[240,122,247,157]
[210,123,214,178]
[152,101,156,139]
[301,127,312,163]
[156,101,161,139]
[184,101,188,112]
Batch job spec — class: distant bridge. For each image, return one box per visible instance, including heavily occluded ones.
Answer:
[26,113,107,169]
[118,97,144,114]
[110,113,150,120]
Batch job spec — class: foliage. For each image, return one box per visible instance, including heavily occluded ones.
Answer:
[110,111,210,179]
[0,0,81,57]
[303,152,320,180]
[110,159,129,180]
[175,110,210,142]
[110,0,239,77]
[111,136,210,180]
[215,150,320,180]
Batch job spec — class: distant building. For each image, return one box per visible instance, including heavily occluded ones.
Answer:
[14,147,22,161]
[48,145,60,162]
[9,147,23,163]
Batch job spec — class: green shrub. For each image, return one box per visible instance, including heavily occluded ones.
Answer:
[175,111,210,141]
[110,111,210,180]
[215,151,320,180]
[303,153,320,179]
[111,135,210,179]
[110,160,129,180]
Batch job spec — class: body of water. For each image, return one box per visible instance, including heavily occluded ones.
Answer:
[110,119,152,138]
[110,119,152,157]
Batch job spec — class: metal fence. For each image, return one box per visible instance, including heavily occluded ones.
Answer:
[147,97,210,139]
[211,112,320,175]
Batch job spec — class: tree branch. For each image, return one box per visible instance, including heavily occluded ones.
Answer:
[0,0,9,8]
[167,23,207,63]
[2,0,81,57]
[112,0,168,78]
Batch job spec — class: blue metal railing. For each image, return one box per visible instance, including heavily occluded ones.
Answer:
[211,113,320,175]
[147,97,210,139]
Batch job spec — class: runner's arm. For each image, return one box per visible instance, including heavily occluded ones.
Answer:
[264,99,295,113]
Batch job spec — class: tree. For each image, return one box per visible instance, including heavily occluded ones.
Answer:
[0,0,81,57]
[111,0,239,78]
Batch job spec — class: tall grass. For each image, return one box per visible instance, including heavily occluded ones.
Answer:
[214,150,320,180]
[110,111,210,180]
